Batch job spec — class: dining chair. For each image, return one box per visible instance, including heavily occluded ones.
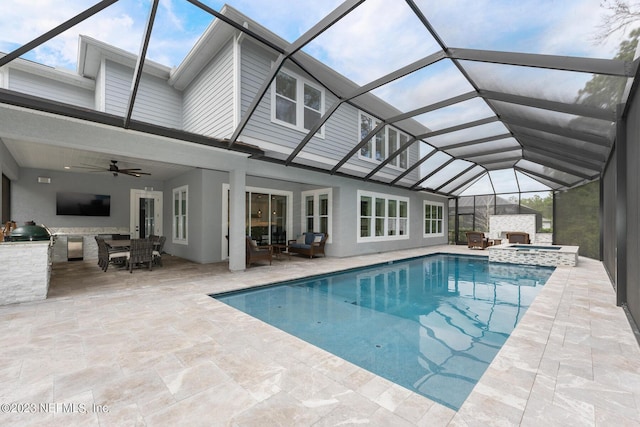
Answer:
[128,238,154,273]
[96,237,129,272]
[152,235,166,266]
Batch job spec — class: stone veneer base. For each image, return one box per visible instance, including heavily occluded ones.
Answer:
[0,241,52,305]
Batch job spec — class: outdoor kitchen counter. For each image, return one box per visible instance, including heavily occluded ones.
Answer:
[0,240,53,305]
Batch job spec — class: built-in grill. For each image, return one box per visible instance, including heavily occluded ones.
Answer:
[7,224,52,242]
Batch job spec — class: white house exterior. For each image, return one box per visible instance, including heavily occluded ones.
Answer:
[0,5,448,270]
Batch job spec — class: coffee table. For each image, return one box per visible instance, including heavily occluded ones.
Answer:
[271,244,291,259]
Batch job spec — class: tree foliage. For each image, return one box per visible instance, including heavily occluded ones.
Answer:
[596,0,640,43]
[576,27,639,109]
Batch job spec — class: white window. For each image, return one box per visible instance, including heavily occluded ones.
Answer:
[358,190,409,242]
[272,69,324,136]
[423,201,444,237]
[358,111,408,169]
[301,188,332,243]
[173,185,188,244]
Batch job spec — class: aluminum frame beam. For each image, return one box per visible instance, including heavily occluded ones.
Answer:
[124,0,158,129]
[286,51,445,164]
[390,149,439,186]
[514,166,574,188]
[447,170,486,195]
[449,47,636,77]
[411,157,455,190]
[501,115,612,147]
[481,90,616,121]
[518,134,606,166]
[434,164,477,192]
[364,138,419,179]
[523,152,598,180]
[332,91,476,173]
[438,133,512,151]
[414,116,499,140]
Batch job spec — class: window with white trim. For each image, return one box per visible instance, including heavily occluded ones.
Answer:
[301,188,332,242]
[358,190,409,241]
[173,185,188,244]
[272,69,324,135]
[423,201,444,237]
[358,111,408,169]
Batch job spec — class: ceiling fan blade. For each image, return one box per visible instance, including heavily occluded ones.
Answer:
[75,164,107,170]
[72,161,150,176]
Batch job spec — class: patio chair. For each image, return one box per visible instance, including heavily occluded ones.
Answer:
[152,235,166,266]
[246,236,273,266]
[95,236,129,272]
[128,238,154,273]
[465,231,491,250]
[287,232,328,258]
[506,232,530,244]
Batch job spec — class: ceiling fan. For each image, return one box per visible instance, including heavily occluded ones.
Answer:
[75,160,151,177]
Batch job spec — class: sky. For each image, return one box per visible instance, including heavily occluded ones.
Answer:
[0,0,633,124]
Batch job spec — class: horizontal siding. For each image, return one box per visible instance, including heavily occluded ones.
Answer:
[183,39,235,138]
[9,69,94,108]
[104,60,182,129]
[240,40,421,182]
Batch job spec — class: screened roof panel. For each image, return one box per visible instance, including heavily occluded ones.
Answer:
[369,59,474,113]
[439,165,485,194]
[426,121,511,148]
[1,1,634,199]
[516,170,566,191]
[459,174,494,196]
[509,125,611,159]
[419,150,453,176]
[446,137,521,158]
[524,151,600,178]
[485,160,521,171]
[516,159,584,186]
[489,100,616,142]
[419,160,475,190]
[515,171,552,192]
[465,149,522,165]
[303,0,440,86]
[409,97,495,132]
[490,169,520,194]
[415,0,617,59]
[460,60,599,105]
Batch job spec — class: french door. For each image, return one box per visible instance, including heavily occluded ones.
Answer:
[130,189,163,238]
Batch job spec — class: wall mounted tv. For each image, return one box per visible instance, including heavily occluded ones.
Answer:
[56,192,111,216]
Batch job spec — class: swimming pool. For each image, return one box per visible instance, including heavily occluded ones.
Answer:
[212,254,554,410]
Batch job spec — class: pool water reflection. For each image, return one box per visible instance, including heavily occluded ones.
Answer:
[213,254,554,410]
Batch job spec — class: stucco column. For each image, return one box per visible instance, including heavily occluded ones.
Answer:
[228,167,246,271]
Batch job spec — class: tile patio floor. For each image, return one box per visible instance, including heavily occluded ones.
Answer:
[1,245,639,426]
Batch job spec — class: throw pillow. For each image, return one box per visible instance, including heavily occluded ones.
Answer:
[313,235,323,243]
[296,235,305,244]
[249,238,257,248]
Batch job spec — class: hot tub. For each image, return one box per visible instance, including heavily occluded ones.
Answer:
[488,243,578,267]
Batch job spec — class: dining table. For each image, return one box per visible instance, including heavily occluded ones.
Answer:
[104,238,161,250]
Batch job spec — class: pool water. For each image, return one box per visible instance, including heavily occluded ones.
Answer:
[510,245,561,250]
[213,254,554,410]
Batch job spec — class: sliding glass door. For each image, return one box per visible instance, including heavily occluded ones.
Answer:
[247,192,288,245]
[223,185,292,258]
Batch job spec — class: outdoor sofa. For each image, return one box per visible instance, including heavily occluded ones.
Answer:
[288,232,328,258]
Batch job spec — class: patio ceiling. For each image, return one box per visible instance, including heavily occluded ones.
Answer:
[0,0,636,196]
